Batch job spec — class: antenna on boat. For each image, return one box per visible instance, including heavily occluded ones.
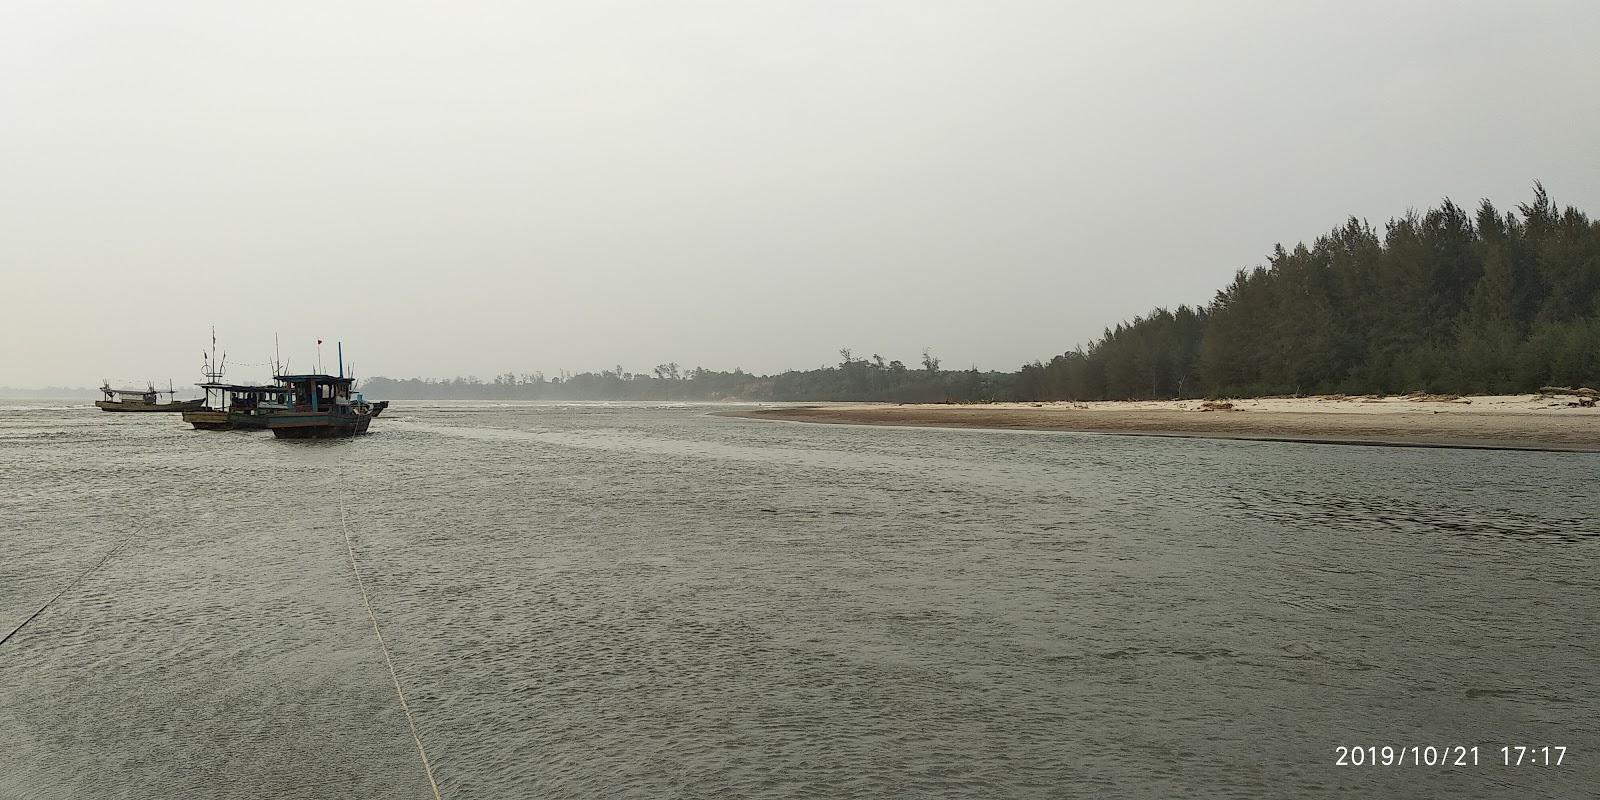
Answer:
[202,326,227,384]
[338,341,344,379]
[274,332,282,377]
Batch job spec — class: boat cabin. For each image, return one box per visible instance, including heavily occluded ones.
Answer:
[197,382,291,412]
[276,374,357,412]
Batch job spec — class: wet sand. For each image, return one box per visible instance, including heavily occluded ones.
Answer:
[724,395,1600,452]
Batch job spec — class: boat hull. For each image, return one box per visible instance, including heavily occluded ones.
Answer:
[97,399,205,413]
[267,411,373,438]
[231,412,273,430]
[182,409,232,430]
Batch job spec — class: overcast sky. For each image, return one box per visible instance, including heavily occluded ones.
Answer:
[3,1,1597,387]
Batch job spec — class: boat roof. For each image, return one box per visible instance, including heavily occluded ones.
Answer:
[275,374,355,384]
[197,382,289,392]
[106,387,156,394]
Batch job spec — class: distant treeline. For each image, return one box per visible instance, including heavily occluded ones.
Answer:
[368,185,1598,402]
[363,351,1012,403]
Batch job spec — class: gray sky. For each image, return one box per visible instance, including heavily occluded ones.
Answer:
[3,1,1597,387]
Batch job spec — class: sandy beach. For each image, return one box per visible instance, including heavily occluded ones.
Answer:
[725,394,1600,452]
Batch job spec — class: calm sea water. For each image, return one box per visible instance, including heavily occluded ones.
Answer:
[2,401,1596,798]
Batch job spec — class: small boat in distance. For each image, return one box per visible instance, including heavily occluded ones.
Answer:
[95,382,204,413]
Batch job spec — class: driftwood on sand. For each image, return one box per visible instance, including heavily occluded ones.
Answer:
[1540,386,1599,407]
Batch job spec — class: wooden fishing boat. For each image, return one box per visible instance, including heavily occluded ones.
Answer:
[182,329,298,430]
[95,383,204,412]
[266,373,381,438]
[264,342,387,438]
[184,383,291,430]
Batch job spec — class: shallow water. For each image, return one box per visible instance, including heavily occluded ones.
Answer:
[2,401,1596,798]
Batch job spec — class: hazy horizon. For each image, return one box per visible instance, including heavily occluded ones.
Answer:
[4,1,1598,388]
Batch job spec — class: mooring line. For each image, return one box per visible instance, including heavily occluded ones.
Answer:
[0,535,135,648]
[336,480,445,800]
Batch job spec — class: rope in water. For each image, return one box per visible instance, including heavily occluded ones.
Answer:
[0,535,134,648]
[336,482,445,800]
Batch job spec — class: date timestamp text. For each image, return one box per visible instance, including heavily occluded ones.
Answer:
[1334,745,1568,767]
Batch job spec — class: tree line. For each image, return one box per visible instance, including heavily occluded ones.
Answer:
[367,185,1598,402]
[363,349,1012,403]
[1018,184,1599,399]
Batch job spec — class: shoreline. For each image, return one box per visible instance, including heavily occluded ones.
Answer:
[720,395,1600,453]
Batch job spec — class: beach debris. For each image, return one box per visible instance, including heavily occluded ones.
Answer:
[1405,392,1470,404]
[1199,400,1236,412]
[1539,386,1598,407]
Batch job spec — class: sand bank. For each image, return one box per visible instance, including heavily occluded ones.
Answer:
[723,394,1600,452]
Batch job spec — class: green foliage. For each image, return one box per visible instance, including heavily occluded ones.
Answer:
[1025,184,1600,399]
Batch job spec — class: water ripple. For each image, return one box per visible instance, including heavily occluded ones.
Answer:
[1,401,1596,798]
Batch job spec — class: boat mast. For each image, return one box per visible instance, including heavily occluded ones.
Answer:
[202,327,228,409]
[202,327,227,383]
